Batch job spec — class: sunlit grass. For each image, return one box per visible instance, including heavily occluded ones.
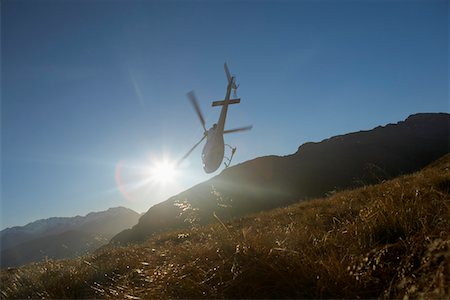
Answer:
[2,154,449,299]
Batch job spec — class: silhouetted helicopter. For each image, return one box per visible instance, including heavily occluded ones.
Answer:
[178,63,252,173]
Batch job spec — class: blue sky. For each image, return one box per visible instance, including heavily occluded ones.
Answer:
[1,0,448,229]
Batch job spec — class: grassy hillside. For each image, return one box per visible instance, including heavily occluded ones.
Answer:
[1,154,449,299]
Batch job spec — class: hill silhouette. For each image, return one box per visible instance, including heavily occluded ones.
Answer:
[112,113,450,244]
[2,153,449,299]
[0,207,140,268]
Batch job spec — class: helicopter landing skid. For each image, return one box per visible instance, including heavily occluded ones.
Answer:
[224,144,237,168]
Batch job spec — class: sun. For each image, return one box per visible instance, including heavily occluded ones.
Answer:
[147,159,178,185]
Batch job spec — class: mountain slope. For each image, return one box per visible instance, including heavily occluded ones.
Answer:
[0,207,140,268]
[112,113,450,244]
[2,153,449,299]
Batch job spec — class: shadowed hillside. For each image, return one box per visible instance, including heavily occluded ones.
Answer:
[1,153,449,299]
[112,113,450,244]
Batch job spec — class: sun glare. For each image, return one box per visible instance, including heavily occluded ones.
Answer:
[148,159,178,185]
[115,157,183,204]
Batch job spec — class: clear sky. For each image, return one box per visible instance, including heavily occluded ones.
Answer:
[1,0,448,229]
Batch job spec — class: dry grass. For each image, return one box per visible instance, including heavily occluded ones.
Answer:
[2,154,449,299]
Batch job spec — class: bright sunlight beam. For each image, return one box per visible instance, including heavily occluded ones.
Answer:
[147,159,178,185]
[115,155,182,204]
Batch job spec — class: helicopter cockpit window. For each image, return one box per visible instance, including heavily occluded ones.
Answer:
[208,124,217,135]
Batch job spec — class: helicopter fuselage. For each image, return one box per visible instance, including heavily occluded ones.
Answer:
[201,127,225,173]
[201,75,234,173]
[181,63,250,173]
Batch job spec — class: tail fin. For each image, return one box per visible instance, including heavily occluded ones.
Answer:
[212,98,240,107]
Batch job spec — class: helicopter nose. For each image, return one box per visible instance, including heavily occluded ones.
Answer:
[202,153,220,173]
[202,156,214,173]
[203,165,214,174]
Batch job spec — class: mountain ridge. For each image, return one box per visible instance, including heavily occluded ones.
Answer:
[0,206,140,268]
[1,206,134,232]
[111,112,450,245]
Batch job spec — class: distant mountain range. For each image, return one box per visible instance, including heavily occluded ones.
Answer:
[1,207,140,268]
[111,113,450,245]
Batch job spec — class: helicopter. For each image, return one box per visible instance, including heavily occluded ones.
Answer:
[178,63,252,173]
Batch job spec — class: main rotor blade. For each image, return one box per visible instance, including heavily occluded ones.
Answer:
[187,91,207,132]
[224,63,232,83]
[223,125,253,134]
[177,135,206,166]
